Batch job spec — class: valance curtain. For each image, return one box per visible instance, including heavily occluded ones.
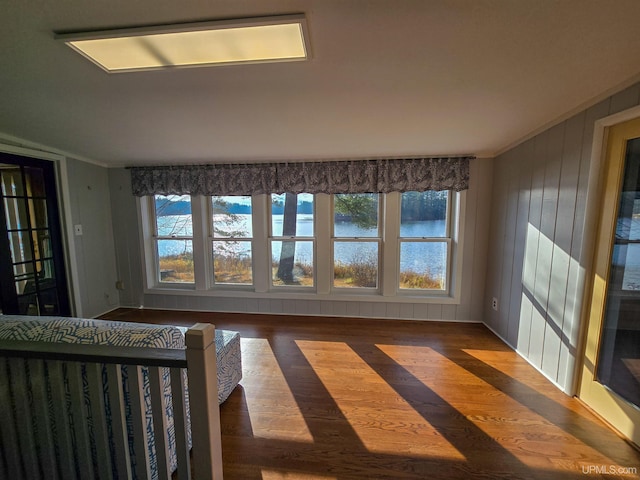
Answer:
[130,156,472,196]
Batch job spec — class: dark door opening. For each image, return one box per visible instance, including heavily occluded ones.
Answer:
[0,152,71,316]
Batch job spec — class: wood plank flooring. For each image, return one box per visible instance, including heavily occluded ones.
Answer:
[100,308,640,479]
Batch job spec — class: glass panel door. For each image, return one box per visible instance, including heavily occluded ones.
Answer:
[0,154,70,316]
[596,136,640,407]
[579,117,640,446]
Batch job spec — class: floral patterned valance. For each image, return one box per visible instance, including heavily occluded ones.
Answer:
[130,157,471,196]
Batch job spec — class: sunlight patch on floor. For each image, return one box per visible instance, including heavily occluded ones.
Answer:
[261,469,337,480]
[461,348,561,395]
[380,344,619,471]
[461,348,631,464]
[241,338,314,442]
[296,339,465,459]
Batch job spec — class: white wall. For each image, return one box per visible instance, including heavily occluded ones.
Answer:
[109,168,145,308]
[483,82,640,393]
[64,158,119,317]
[109,158,494,321]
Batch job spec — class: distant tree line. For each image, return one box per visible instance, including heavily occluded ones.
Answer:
[400,191,447,221]
[156,198,315,216]
[271,200,313,215]
[155,199,191,216]
[156,193,446,221]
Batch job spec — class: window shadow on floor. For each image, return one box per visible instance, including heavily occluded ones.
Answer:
[218,332,608,479]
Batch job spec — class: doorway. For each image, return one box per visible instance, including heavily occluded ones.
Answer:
[579,117,640,445]
[0,152,71,316]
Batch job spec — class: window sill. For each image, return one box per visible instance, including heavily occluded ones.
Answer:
[143,286,461,304]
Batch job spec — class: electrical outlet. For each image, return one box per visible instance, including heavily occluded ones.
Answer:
[492,297,498,311]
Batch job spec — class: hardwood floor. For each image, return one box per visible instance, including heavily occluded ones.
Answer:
[100,308,640,479]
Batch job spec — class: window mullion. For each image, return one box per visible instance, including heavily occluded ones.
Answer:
[191,195,208,290]
[450,190,465,301]
[252,194,270,293]
[139,196,156,289]
[382,192,399,296]
[446,190,453,237]
[315,193,331,295]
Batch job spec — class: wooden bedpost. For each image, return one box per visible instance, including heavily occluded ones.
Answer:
[185,323,224,480]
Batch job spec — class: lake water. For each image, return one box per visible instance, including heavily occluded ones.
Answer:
[157,214,640,288]
[157,214,448,279]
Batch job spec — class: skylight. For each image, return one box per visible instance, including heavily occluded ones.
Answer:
[56,15,309,73]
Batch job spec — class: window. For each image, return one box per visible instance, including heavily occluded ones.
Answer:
[270,193,314,287]
[153,194,193,283]
[332,194,380,289]
[399,191,450,290]
[211,196,253,285]
[142,190,463,300]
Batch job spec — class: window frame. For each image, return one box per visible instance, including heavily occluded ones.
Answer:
[209,195,255,288]
[268,193,317,291]
[139,190,465,303]
[331,193,383,293]
[396,190,453,294]
[151,194,196,287]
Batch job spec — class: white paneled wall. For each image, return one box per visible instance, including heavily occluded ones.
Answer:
[109,168,145,308]
[109,158,494,323]
[65,158,119,318]
[143,293,472,322]
[484,82,640,393]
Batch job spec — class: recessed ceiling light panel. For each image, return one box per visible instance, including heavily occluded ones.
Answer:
[56,15,309,73]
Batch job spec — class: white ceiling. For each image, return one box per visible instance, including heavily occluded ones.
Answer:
[2,0,640,167]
